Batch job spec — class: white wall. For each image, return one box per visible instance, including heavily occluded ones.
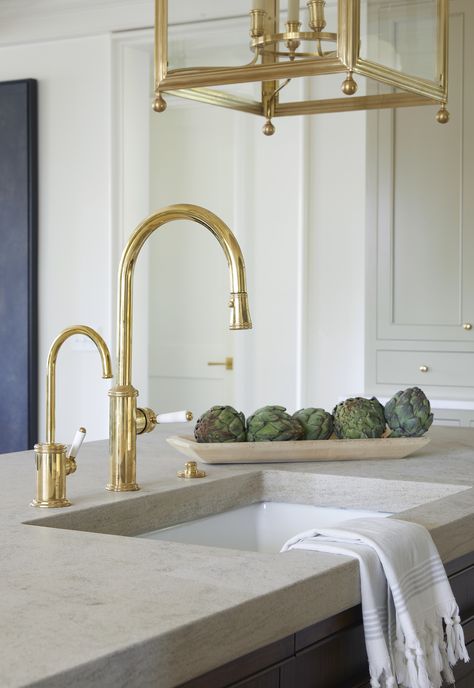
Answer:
[305,86,367,411]
[0,35,113,443]
[146,77,367,417]
[0,4,368,451]
[142,1,367,418]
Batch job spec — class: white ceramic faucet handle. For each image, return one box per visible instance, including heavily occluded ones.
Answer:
[156,411,193,424]
[67,427,87,459]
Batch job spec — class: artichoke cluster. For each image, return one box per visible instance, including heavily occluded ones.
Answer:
[384,387,433,437]
[194,404,327,443]
[333,397,386,439]
[247,405,304,442]
[332,387,433,439]
[194,405,246,443]
[293,407,333,440]
[193,388,433,443]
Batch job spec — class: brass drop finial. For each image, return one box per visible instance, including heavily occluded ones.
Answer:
[436,103,450,124]
[341,71,358,96]
[153,94,167,112]
[263,119,276,136]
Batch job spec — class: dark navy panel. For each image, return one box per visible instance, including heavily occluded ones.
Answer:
[0,80,38,452]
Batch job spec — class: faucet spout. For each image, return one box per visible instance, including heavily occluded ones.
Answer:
[108,203,252,492]
[32,325,113,508]
[46,325,113,443]
[116,204,251,387]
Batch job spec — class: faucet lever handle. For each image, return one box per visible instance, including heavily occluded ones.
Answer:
[136,408,193,435]
[68,427,86,459]
[157,410,193,424]
[66,427,86,474]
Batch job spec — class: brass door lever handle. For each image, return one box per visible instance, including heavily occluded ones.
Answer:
[207,356,233,371]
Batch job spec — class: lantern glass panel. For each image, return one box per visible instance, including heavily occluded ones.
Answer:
[167,1,339,72]
[359,0,439,83]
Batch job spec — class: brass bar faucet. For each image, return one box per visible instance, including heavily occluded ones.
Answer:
[108,204,252,492]
[32,325,113,508]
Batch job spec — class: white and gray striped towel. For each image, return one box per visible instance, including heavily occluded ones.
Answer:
[281,518,469,688]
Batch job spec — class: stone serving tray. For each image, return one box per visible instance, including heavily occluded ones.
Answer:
[166,435,430,464]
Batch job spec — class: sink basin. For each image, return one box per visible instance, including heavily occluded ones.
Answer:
[25,470,468,554]
[136,501,392,553]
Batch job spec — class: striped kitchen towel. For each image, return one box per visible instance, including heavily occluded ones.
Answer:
[281,518,469,688]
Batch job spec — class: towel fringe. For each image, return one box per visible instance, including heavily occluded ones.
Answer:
[445,617,457,665]
[406,649,420,687]
[440,642,455,685]
[429,630,445,675]
[394,636,408,686]
[453,617,469,662]
[414,646,432,688]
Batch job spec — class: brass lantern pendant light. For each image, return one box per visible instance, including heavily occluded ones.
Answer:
[153,0,449,135]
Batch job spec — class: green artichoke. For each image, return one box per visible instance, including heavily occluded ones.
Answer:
[333,397,386,439]
[247,405,305,442]
[292,408,333,440]
[194,405,246,443]
[384,387,433,437]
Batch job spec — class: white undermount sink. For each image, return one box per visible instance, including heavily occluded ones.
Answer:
[136,502,392,553]
[26,471,468,555]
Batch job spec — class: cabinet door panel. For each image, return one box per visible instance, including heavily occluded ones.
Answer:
[375,2,474,343]
[231,667,279,688]
[293,623,369,688]
[376,350,474,388]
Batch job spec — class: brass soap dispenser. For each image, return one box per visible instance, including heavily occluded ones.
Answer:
[32,325,112,508]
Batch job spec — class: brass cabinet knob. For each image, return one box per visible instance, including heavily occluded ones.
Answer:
[463,323,472,331]
[419,365,429,373]
[207,356,233,371]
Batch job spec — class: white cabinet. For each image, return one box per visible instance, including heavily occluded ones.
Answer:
[366,0,474,411]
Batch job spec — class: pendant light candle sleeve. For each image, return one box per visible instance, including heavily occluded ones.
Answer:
[288,0,300,22]
[252,0,265,10]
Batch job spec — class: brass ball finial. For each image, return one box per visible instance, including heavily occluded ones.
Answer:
[436,104,450,124]
[341,72,358,96]
[263,119,276,136]
[152,94,167,112]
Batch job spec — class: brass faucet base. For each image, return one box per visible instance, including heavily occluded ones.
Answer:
[30,497,72,508]
[32,442,71,508]
[105,483,140,492]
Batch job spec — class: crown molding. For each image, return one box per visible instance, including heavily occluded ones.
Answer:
[0,0,254,47]
[0,0,150,46]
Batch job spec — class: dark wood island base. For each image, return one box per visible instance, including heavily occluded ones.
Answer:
[179,552,474,688]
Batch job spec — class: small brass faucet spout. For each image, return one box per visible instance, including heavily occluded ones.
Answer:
[32,325,113,508]
[46,325,113,444]
[108,203,252,492]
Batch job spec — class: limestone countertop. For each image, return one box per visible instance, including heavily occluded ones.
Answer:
[1,425,474,688]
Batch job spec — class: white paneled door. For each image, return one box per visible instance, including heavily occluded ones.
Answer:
[148,105,239,419]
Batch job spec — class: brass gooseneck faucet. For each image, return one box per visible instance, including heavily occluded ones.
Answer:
[108,204,252,492]
[32,325,113,507]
